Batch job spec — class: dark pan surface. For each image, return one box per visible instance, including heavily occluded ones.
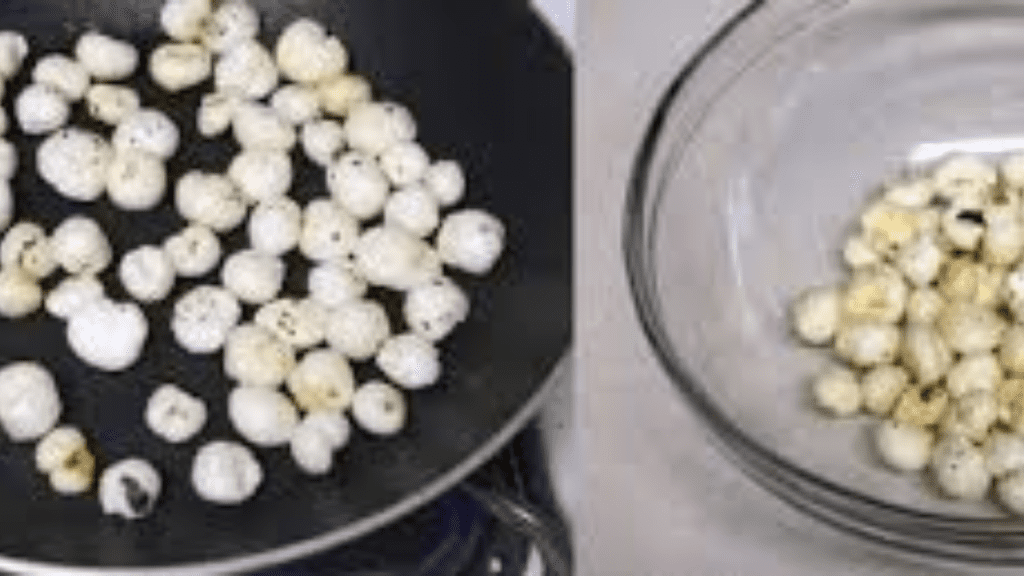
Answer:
[0,0,570,569]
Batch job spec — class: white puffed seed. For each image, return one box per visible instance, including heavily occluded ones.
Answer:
[106,149,167,211]
[197,91,241,137]
[201,0,260,53]
[16,84,70,134]
[860,364,910,417]
[286,348,356,413]
[145,384,207,444]
[214,39,277,100]
[98,458,161,519]
[874,419,934,472]
[895,234,943,288]
[228,386,298,447]
[174,171,249,232]
[933,155,996,204]
[51,216,112,275]
[221,249,285,305]
[998,471,1024,515]
[380,141,430,188]
[0,32,29,79]
[942,204,985,251]
[45,276,104,320]
[67,299,148,371]
[75,32,139,81]
[940,390,999,442]
[834,322,901,368]
[902,323,954,384]
[384,185,441,238]
[85,84,141,126]
[423,160,466,207]
[149,42,213,92]
[842,234,883,270]
[35,425,94,494]
[0,268,41,318]
[113,109,179,160]
[232,103,297,151]
[302,412,350,449]
[344,101,417,156]
[905,288,945,325]
[861,199,930,255]
[164,225,222,278]
[325,299,390,361]
[0,222,56,280]
[289,421,334,475]
[228,149,293,204]
[404,276,470,342]
[327,151,390,220]
[0,362,61,441]
[248,198,302,256]
[317,73,371,118]
[937,301,1006,355]
[789,285,841,346]
[1001,325,1024,376]
[353,225,443,290]
[160,0,212,42]
[1005,267,1024,320]
[810,364,861,417]
[290,413,347,476]
[299,198,359,262]
[254,298,326,350]
[223,323,295,388]
[985,432,1024,477]
[946,353,1002,399]
[376,333,442,390]
[301,119,346,166]
[940,259,1002,307]
[883,179,934,208]
[841,265,908,324]
[172,285,242,354]
[118,245,176,303]
[985,204,1024,266]
[37,128,112,202]
[351,381,407,436]
[191,440,262,504]
[32,54,89,101]
[1003,154,1024,191]
[0,139,16,181]
[275,19,348,84]
[271,85,321,125]
[436,209,506,275]
[307,261,367,309]
[931,435,992,501]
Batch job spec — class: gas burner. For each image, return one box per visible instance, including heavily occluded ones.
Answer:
[263,423,572,576]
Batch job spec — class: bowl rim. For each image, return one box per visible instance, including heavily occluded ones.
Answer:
[623,0,1024,564]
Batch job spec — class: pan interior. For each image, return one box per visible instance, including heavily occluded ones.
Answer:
[0,0,570,568]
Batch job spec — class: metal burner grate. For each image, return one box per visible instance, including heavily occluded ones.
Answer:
[260,423,571,576]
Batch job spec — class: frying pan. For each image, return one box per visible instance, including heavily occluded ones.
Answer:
[0,0,571,572]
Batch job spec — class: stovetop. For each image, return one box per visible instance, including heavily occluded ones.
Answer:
[259,422,571,576]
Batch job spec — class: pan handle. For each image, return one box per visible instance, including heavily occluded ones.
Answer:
[459,481,573,576]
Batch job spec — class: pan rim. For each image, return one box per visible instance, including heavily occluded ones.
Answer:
[0,352,569,575]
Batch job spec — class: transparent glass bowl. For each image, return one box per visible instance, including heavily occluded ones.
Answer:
[625,0,1024,566]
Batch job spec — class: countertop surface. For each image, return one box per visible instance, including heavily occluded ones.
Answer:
[576,1,975,575]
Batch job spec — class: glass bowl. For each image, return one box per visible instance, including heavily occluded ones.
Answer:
[625,0,1024,567]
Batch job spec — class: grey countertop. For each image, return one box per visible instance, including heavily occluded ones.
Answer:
[576,1,972,574]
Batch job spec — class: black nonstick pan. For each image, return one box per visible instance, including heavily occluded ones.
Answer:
[0,0,571,572]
